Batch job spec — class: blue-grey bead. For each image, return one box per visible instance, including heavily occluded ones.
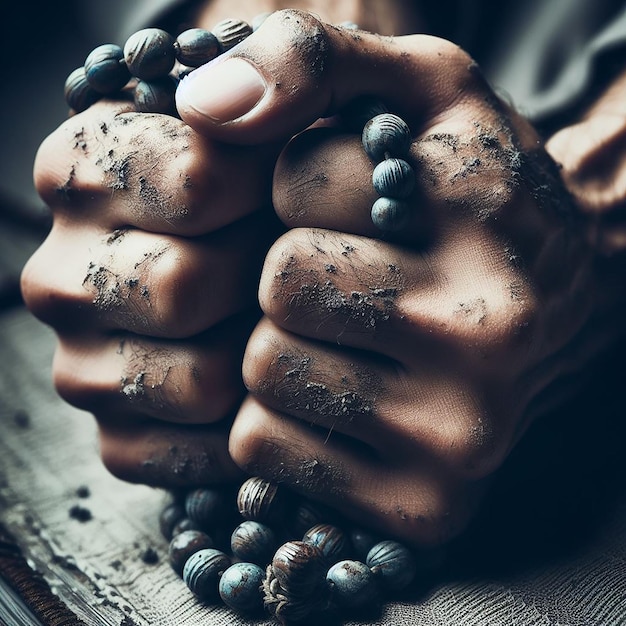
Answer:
[231,520,278,565]
[175,28,220,67]
[303,523,350,565]
[362,113,412,161]
[366,540,417,591]
[183,548,231,600]
[168,529,214,576]
[373,158,415,198]
[326,560,380,609]
[134,77,177,114]
[184,486,232,530]
[371,197,411,232]
[64,67,101,112]
[84,44,130,94]
[212,18,253,52]
[218,562,265,614]
[124,28,176,80]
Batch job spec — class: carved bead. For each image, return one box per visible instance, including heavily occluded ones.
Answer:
[326,559,380,609]
[362,113,412,161]
[212,18,253,52]
[124,28,176,80]
[64,67,101,112]
[134,77,177,115]
[168,529,214,576]
[231,520,278,565]
[372,158,415,199]
[219,562,265,615]
[175,28,220,67]
[270,540,325,598]
[303,523,350,565]
[366,540,417,591]
[183,548,231,600]
[371,197,411,232]
[84,44,130,94]
[237,476,285,524]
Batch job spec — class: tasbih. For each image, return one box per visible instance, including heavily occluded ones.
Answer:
[63,15,424,624]
[161,476,426,624]
[64,15,417,233]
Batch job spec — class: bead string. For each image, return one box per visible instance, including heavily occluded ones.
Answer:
[63,15,416,234]
[162,476,424,624]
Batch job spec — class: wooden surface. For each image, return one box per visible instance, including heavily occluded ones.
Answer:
[1,215,626,626]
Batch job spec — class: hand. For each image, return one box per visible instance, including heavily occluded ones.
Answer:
[20,98,282,487]
[176,10,596,546]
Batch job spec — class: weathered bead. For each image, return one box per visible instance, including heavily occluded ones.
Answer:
[84,44,131,94]
[183,548,231,600]
[271,540,325,598]
[303,523,350,565]
[366,540,417,591]
[174,28,220,67]
[168,529,215,576]
[212,18,253,52]
[326,560,380,610]
[124,28,176,80]
[184,486,234,530]
[371,197,411,232]
[372,158,415,199]
[134,77,177,114]
[218,562,265,615]
[362,113,412,161]
[64,67,101,112]
[263,567,313,625]
[159,501,186,540]
[237,476,286,524]
[231,520,278,565]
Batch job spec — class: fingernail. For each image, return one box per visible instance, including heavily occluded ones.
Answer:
[176,57,266,123]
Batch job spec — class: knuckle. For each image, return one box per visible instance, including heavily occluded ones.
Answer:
[20,239,90,327]
[139,245,205,337]
[229,409,272,473]
[242,329,275,398]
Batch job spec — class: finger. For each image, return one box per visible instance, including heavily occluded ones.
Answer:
[98,417,243,487]
[258,226,429,357]
[176,9,483,143]
[244,317,508,479]
[230,396,482,546]
[242,316,395,449]
[53,313,255,424]
[21,213,273,338]
[259,225,539,367]
[272,128,380,238]
[34,99,277,236]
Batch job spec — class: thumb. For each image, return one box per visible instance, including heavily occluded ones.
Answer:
[175,9,479,144]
